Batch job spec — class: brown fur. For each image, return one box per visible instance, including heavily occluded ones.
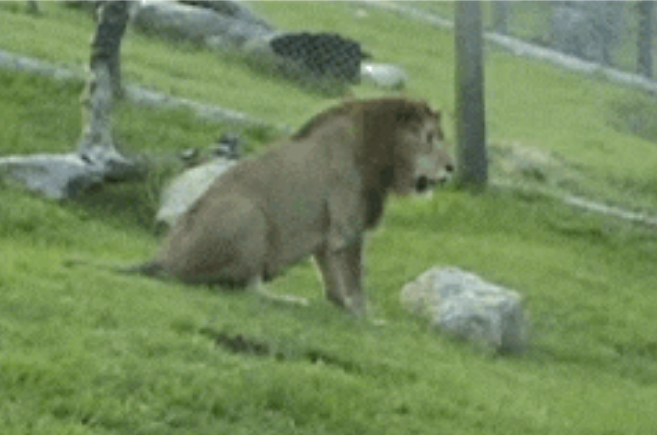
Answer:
[145,97,453,314]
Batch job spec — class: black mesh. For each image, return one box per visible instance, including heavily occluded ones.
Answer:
[270,32,366,83]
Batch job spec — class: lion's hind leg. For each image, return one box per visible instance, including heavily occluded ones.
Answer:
[162,196,267,285]
[248,276,309,307]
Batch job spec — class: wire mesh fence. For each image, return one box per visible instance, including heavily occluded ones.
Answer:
[400,1,655,79]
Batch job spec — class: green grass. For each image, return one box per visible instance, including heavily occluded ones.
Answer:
[2,2,657,434]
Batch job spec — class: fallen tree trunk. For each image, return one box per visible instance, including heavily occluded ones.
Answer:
[132,1,272,46]
[77,0,139,180]
[0,1,142,201]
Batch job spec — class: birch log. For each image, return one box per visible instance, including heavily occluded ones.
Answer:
[0,1,142,200]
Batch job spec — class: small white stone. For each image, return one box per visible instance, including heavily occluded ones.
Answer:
[360,62,408,89]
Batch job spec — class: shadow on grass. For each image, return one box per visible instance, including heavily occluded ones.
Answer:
[198,326,367,374]
[70,180,162,236]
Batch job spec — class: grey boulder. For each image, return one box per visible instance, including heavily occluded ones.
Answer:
[401,267,529,353]
[155,158,236,227]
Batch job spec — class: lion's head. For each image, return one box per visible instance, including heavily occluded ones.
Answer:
[394,103,454,196]
[355,97,454,197]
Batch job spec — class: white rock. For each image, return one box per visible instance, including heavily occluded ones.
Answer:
[401,267,529,353]
[360,62,408,89]
[156,158,236,227]
[0,153,103,200]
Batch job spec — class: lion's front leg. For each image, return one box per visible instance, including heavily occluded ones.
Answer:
[339,237,366,314]
[314,238,366,315]
[314,247,349,309]
[326,158,365,252]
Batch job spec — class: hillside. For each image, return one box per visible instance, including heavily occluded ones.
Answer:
[1,2,657,434]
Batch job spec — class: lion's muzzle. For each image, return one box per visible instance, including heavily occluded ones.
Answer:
[414,163,454,193]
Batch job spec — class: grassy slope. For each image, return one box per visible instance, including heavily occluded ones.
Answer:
[2,2,657,434]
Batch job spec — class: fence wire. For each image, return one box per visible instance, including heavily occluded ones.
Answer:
[399,1,655,79]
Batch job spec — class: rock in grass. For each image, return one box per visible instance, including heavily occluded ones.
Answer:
[156,158,237,227]
[156,135,241,227]
[0,150,145,200]
[401,267,529,354]
[0,153,104,200]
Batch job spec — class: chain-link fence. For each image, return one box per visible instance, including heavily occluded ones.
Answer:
[401,1,655,79]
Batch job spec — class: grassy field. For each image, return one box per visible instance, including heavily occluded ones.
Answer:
[2,2,657,434]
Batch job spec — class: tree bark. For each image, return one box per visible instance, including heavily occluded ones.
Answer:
[78,0,136,180]
[91,0,129,98]
[0,1,140,200]
[637,1,654,78]
[454,1,488,190]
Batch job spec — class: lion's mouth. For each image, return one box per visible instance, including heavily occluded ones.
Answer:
[415,175,452,193]
[415,176,437,193]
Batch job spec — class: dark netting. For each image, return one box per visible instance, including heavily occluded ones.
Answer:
[270,32,367,84]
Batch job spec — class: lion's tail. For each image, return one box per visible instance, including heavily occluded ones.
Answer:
[116,260,165,277]
[64,258,166,279]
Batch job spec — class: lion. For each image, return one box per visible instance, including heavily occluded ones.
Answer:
[122,97,454,314]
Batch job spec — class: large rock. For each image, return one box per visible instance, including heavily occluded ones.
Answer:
[0,150,142,201]
[179,0,274,32]
[156,134,241,227]
[401,267,529,353]
[133,1,272,47]
[0,153,104,200]
[156,158,236,227]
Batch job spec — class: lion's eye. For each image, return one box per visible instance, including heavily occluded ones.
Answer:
[426,132,434,143]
